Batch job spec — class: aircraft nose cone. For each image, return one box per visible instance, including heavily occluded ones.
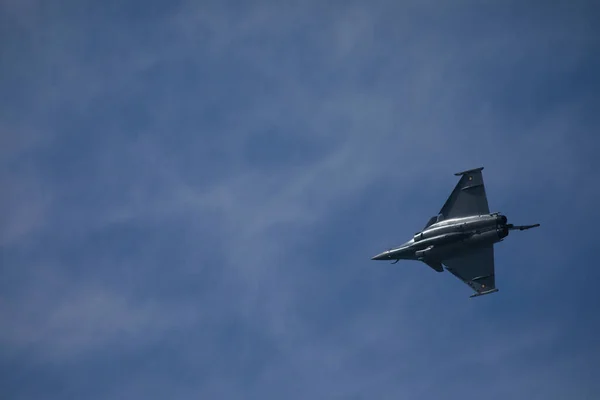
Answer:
[371,251,390,260]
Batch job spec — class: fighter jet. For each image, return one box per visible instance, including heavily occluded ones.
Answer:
[371,167,539,298]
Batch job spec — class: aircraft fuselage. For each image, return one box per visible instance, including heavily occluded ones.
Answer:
[371,213,510,262]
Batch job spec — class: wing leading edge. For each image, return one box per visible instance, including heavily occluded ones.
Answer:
[442,245,497,297]
[438,167,489,220]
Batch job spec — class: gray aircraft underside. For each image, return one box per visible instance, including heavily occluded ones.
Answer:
[371,167,539,298]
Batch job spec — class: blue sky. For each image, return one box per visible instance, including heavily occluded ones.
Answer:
[1,1,599,399]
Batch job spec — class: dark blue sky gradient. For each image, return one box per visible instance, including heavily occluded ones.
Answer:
[1,1,599,399]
